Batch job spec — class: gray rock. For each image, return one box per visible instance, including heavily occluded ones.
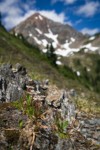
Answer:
[0,64,28,102]
[81,128,87,133]
[85,119,100,126]
[15,63,23,72]
[33,130,74,150]
[60,90,76,123]
[0,76,7,102]
[15,63,26,75]
[70,89,77,97]
[6,83,23,102]
[94,119,100,125]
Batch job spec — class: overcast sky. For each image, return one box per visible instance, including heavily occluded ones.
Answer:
[0,0,100,35]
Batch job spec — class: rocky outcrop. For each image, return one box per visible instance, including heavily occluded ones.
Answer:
[0,64,100,150]
[78,113,100,145]
[0,63,28,102]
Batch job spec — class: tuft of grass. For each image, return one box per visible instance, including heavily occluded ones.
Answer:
[13,94,43,119]
[54,114,69,139]
[18,120,24,129]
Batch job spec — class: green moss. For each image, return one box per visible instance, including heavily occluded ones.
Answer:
[57,132,70,139]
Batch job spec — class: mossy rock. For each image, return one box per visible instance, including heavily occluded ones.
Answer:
[5,129,20,144]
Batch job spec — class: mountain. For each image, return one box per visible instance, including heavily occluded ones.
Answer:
[11,13,100,57]
[11,13,86,54]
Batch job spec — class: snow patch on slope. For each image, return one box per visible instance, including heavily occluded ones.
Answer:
[42,49,48,53]
[39,15,43,20]
[35,28,42,34]
[42,39,48,47]
[35,17,38,20]
[55,36,99,57]
[56,60,62,65]
[33,37,41,45]
[29,31,98,57]
[57,56,61,60]
[29,33,33,37]
[55,48,79,57]
[76,71,80,76]
[84,49,88,53]
[55,38,79,57]
[81,43,98,51]
[87,68,91,72]
[89,36,95,41]
[71,37,75,42]
[15,33,18,36]
[45,28,58,48]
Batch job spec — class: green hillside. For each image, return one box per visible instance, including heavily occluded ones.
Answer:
[0,25,100,114]
[0,25,64,85]
[0,25,82,89]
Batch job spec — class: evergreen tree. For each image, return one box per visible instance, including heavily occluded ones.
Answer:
[46,44,49,50]
[46,43,57,66]
[0,12,2,26]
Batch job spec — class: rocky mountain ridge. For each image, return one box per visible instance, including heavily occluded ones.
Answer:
[11,13,85,54]
[11,13,100,57]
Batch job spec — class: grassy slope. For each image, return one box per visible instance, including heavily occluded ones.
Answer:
[61,49,100,113]
[0,26,100,114]
[60,33,100,95]
[0,26,81,89]
[62,50,100,91]
[0,26,59,78]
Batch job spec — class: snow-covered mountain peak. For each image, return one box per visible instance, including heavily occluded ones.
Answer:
[11,13,100,57]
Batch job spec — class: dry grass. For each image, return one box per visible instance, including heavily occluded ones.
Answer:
[75,97,100,116]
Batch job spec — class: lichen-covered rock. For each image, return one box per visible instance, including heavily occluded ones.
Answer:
[46,85,76,123]
[0,64,29,102]
[0,76,7,102]
[15,63,27,75]
[6,83,23,102]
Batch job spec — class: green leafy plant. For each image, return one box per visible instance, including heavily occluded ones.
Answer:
[19,120,24,129]
[26,94,32,106]
[54,115,69,139]
[55,119,68,133]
